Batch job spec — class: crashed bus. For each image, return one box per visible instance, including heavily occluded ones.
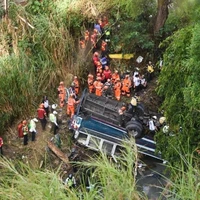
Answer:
[69,89,163,162]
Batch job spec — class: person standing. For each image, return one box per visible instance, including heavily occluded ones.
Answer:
[67,94,80,118]
[72,76,80,96]
[58,81,66,108]
[121,74,132,97]
[49,111,59,135]
[42,96,49,117]
[0,137,3,156]
[22,120,29,145]
[114,78,122,101]
[93,77,103,96]
[17,121,24,138]
[146,61,154,82]
[37,103,47,131]
[29,118,38,141]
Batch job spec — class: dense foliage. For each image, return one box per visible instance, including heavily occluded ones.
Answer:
[156,1,200,164]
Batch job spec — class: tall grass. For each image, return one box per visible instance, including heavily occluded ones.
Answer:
[163,152,200,200]
[0,139,143,200]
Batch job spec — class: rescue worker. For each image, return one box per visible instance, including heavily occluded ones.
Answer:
[121,74,132,97]
[37,103,47,131]
[22,120,29,145]
[133,74,141,93]
[100,55,109,70]
[148,116,157,136]
[49,111,59,135]
[42,96,49,117]
[92,52,100,72]
[29,118,38,141]
[65,174,76,189]
[79,38,86,49]
[101,40,107,54]
[140,74,147,89]
[118,103,127,127]
[0,137,3,156]
[72,76,80,95]
[96,62,103,74]
[93,77,103,96]
[87,73,95,93]
[102,79,112,98]
[112,70,120,84]
[91,29,98,51]
[103,65,112,82]
[114,78,122,101]
[84,30,90,41]
[147,61,154,82]
[17,121,24,138]
[67,94,80,118]
[58,81,66,108]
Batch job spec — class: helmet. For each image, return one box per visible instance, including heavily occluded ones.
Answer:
[74,76,77,79]
[159,117,166,125]
[93,29,98,33]
[107,79,111,82]
[116,78,120,82]
[68,174,72,179]
[115,70,118,73]
[53,111,58,115]
[33,118,38,122]
[52,104,58,109]
[97,77,101,81]
[152,116,157,120]
[60,81,64,85]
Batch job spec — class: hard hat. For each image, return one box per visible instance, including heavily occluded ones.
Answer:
[93,29,98,33]
[71,82,75,87]
[22,120,27,125]
[33,118,38,122]
[107,79,111,82]
[60,81,64,85]
[74,76,77,79]
[159,117,166,125]
[116,78,120,81]
[52,104,58,109]
[53,111,58,115]
[130,97,137,106]
[115,70,118,73]
[97,62,101,66]
[97,77,101,81]
[152,116,157,120]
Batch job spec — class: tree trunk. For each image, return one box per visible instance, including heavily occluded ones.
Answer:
[154,0,169,34]
[47,141,71,169]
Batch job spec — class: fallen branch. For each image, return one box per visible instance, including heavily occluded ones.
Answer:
[18,15,35,29]
[47,141,71,169]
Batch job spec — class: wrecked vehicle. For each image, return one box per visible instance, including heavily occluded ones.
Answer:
[69,89,163,161]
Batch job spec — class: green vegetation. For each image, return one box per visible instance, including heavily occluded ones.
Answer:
[0,0,200,199]
[0,140,142,200]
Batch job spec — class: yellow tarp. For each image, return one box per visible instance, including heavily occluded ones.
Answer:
[109,54,134,60]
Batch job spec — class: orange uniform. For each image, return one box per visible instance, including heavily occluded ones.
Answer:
[114,80,122,101]
[73,76,80,95]
[67,96,78,118]
[58,82,66,107]
[93,79,103,96]
[88,74,94,93]
[85,30,90,41]
[101,40,107,52]
[121,76,132,97]
[112,72,120,84]
[79,40,86,49]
